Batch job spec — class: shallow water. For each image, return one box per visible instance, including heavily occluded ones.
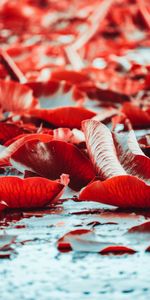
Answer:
[0,200,150,300]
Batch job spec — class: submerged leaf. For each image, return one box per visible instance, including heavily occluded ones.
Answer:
[57,228,136,254]
[128,221,150,233]
[57,229,93,252]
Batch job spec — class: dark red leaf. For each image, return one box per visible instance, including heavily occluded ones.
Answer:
[138,134,150,158]
[0,122,26,144]
[121,102,150,129]
[26,80,60,98]
[128,221,150,233]
[145,246,150,252]
[100,245,136,255]
[80,84,130,103]
[0,133,53,166]
[11,140,95,190]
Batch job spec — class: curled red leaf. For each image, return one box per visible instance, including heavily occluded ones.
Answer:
[0,176,66,211]
[79,175,150,208]
[80,119,150,208]
[0,133,53,166]
[113,129,150,181]
[82,119,126,179]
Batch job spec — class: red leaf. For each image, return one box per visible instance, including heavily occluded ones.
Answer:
[79,175,150,208]
[57,229,94,252]
[26,80,59,98]
[57,228,136,254]
[82,119,126,179]
[100,245,136,255]
[0,176,66,210]
[0,251,13,259]
[81,119,150,208]
[27,107,96,129]
[121,102,150,129]
[80,84,130,103]
[0,133,53,166]
[145,246,150,252]
[0,122,26,144]
[11,140,95,190]
[128,221,150,233]
[138,0,150,29]
[0,80,39,113]
[51,70,89,84]
[113,130,150,181]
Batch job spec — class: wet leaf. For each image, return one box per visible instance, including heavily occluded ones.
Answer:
[0,176,68,210]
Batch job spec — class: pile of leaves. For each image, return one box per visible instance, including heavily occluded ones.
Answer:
[0,0,150,215]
